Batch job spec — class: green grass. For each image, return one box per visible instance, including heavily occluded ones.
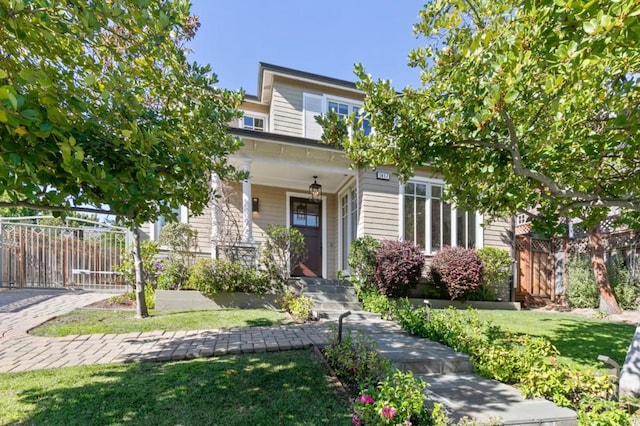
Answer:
[475,310,636,368]
[0,349,352,426]
[30,308,292,337]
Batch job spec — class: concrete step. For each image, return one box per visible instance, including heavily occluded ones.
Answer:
[420,373,577,425]
[301,285,357,295]
[297,278,346,287]
[315,310,381,321]
[312,301,364,311]
[306,293,360,303]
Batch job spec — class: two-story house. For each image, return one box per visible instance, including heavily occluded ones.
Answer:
[143,63,512,280]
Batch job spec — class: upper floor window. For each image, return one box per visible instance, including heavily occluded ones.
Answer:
[242,115,265,132]
[402,180,480,254]
[327,100,371,136]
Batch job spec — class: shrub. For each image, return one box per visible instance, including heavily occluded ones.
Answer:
[278,289,313,322]
[476,247,511,300]
[188,258,272,295]
[348,236,381,291]
[360,289,397,320]
[395,301,622,422]
[566,256,599,308]
[260,225,306,286]
[114,240,160,289]
[157,259,189,290]
[431,246,483,300]
[373,240,425,298]
[608,255,640,310]
[322,326,392,393]
[354,371,430,425]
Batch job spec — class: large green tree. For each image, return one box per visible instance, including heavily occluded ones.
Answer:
[1,0,243,317]
[321,0,640,395]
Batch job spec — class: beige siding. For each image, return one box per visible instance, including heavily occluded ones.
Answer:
[359,167,399,240]
[483,217,512,251]
[187,206,212,254]
[271,82,304,137]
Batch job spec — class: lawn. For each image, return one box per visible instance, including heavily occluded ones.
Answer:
[30,308,292,337]
[0,349,352,426]
[475,309,636,368]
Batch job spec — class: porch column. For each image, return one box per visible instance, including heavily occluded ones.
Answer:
[242,160,253,242]
[211,172,221,258]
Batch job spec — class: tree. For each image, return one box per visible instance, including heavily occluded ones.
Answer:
[320,0,640,395]
[0,1,243,317]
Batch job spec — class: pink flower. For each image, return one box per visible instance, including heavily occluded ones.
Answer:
[352,414,363,425]
[381,406,398,421]
[358,394,375,404]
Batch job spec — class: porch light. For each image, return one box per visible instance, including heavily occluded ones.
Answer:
[252,197,259,213]
[309,176,322,202]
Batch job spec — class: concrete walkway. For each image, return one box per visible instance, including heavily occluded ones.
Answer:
[0,289,576,424]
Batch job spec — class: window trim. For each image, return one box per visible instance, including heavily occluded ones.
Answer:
[239,111,269,132]
[150,206,189,242]
[302,92,370,138]
[337,181,359,272]
[398,177,483,255]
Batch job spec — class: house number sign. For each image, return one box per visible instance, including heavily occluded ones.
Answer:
[376,171,390,181]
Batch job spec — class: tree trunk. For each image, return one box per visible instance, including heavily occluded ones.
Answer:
[132,227,148,318]
[588,225,621,315]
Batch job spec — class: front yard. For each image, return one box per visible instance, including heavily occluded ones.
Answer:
[0,349,351,425]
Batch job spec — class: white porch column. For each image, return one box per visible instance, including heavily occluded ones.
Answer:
[211,172,221,258]
[242,160,253,242]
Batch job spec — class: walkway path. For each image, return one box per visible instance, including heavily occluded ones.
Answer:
[0,289,577,424]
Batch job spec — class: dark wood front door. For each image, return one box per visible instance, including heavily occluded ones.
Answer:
[290,197,322,277]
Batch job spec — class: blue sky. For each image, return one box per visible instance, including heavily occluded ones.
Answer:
[187,0,427,94]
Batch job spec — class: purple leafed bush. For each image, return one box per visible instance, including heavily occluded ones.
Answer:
[431,246,483,300]
[373,240,425,298]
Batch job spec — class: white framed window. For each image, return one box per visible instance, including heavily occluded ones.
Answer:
[400,179,482,254]
[303,92,371,139]
[239,111,268,132]
[327,99,371,136]
[339,185,359,271]
[151,206,188,241]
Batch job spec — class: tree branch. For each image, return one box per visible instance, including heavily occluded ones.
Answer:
[0,201,119,216]
[501,110,640,211]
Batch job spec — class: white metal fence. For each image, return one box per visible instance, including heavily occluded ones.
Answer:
[0,216,130,290]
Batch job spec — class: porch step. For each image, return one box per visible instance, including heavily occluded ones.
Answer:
[315,310,382,321]
[304,292,359,303]
[297,277,346,288]
[312,302,364,311]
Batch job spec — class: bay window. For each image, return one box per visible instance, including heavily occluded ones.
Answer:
[402,180,480,254]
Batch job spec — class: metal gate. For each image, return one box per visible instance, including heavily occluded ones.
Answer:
[516,235,554,302]
[0,216,130,290]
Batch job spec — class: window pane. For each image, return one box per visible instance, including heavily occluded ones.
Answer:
[443,203,451,247]
[307,203,319,215]
[350,190,358,241]
[362,118,371,136]
[243,116,253,128]
[416,197,426,249]
[328,101,338,112]
[416,183,427,197]
[467,213,476,248]
[432,185,442,198]
[254,118,264,130]
[341,196,348,269]
[456,209,466,247]
[431,198,441,252]
[405,182,414,195]
[307,215,319,227]
[404,195,414,241]
[338,103,349,116]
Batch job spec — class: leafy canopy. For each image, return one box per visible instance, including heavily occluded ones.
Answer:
[326,0,640,234]
[0,0,243,224]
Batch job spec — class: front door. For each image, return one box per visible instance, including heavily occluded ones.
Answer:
[290,197,322,277]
